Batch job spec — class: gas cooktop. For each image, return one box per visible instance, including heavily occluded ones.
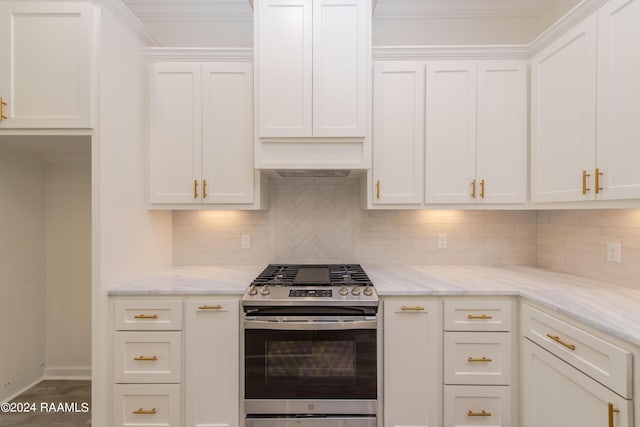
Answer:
[242,264,378,307]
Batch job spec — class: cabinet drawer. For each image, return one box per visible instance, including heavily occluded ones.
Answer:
[444,332,511,385]
[113,384,180,427]
[114,300,182,331]
[444,385,511,427]
[521,304,632,398]
[114,331,181,384]
[444,299,512,331]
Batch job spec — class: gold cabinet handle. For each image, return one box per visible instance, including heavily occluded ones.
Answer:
[595,168,604,194]
[480,179,485,199]
[132,407,157,415]
[401,305,424,311]
[194,179,199,199]
[133,355,158,361]
[198,304,222,310]
[467,356,492,362]
[608,403,620,427]
[376,180,380,199]
[470,179,476,198]
[467,314,492,320]
[0,96,6,120]
[468,409,492,417]
[203,179,208,199]
[582,170,591,195]
[133,314,158,319]
[546,333,576,351]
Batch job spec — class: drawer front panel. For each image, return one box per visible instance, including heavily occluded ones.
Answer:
[444,332,511,385]
[114,300,182,331]
[113,384,180,427]
[114,331,181,383]
[521,304,632,398]
[444,299,512,331]
[444,385,511,427]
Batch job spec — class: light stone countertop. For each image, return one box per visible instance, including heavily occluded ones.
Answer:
[108,264,640,348]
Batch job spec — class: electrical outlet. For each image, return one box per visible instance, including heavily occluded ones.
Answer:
[241,234,251,249]
[438,234,448,249]
[606,242,622,263]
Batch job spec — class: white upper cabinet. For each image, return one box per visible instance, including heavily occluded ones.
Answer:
[256,0,369,138]
[149,61,259,207]
[596,0,640,200]
[0,2,94,129]
[372,62,425,205]
[425,60,527,204]
[531,16,598,203]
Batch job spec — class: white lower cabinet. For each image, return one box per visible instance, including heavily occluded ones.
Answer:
[185,299,240,427]
[114,384,181,427]
[444,385,511,427]
[383,299,442,427]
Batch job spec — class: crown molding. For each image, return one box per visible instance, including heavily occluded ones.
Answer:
[373,0,544,20]
[101,0,161,46]
[122,0,252,22]
[144,47,253,62]
[373,45,530,61]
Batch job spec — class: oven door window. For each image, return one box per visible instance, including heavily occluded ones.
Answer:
[245,329,377,399]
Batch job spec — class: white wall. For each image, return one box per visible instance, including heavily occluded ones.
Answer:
[0,145,46,402]
[45,157,91,379]
[92,3,172,426]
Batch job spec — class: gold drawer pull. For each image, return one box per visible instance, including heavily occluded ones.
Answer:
[199,304,223,310]
[133,355,158,361]
[133,314,158,319]
[609,403,620,427]
[468,356,492,362]
[132,407,157,415]
[468,409,492,417]
[401,305,425,311]
[546,334,576,351]
[376,180,381,199]
[467,314,492,320]
[0,96,7,121]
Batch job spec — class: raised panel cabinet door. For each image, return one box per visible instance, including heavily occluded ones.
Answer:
[522,339,632,427]
[530,15,597,203]
[425,61,477,204]
[148,62,202,204]
[384,300,442,427]
[0,2,93,128]
[313,0,369,137]
[185,299,240,427]
[257,0,312,137]
[372,62,425,204]
[202,63,255,204]
[596,0,640,200]
[476,61,527,204]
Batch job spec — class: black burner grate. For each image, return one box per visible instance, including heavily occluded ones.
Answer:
[251,264,372,287]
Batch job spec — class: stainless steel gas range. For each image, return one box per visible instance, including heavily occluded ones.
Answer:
[241,264,380,427]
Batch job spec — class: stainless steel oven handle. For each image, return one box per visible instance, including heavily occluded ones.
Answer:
[244,319,377,330]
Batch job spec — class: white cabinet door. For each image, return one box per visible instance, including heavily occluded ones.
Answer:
[312,0,368,137]
[149,62,202,204]
[372,62,424,204]
[202,63,255,204]
[256,0,312,138]
[0,2,93,128]
[530,16,597,202]
[476,61,527,204]
[596,0,640,200]
[185,299,240,427]
[522,339,632,427]
[384,300,441,427]
[425,62,477,204]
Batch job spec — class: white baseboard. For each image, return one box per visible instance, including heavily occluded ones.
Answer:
[43,366,92,380]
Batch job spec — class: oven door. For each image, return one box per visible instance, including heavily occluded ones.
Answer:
[244,317,377,412]
[245,415,377,427]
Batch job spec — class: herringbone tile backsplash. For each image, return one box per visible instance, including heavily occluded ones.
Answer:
[172,178,537,266]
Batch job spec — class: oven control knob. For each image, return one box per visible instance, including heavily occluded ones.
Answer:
[248,285,258,296]
[339,286,349,296]
[351,286,361,296]
[363,286,374,296]
[259,285,271,296]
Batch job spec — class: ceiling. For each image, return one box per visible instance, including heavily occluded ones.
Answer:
[121,0,553,22]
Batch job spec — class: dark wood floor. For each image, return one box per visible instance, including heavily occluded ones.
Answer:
[0,380,90,426]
